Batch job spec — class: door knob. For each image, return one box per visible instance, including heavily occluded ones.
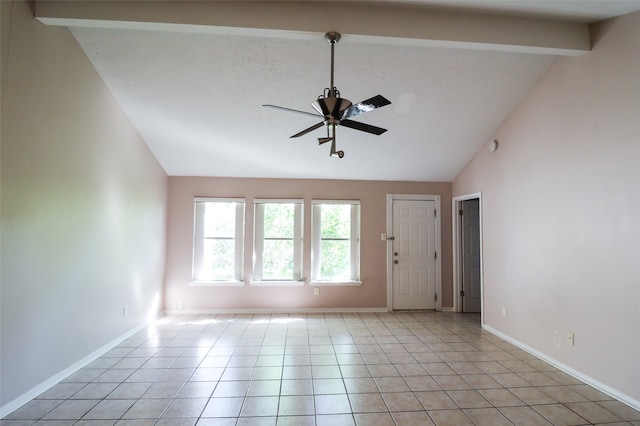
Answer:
[394,260,399,264]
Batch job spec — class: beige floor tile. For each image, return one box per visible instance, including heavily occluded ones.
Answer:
[569,384,616,401]
[421,363,456,376]
[42,400,99,420]
[391,410,436,425]
[508,386,556,405]
[348,393,388,413]
[446,389,492,409]
[532,403,588,425]
[367,365,399,378]
[477,388,524,407]
[236,416,276,426]
[432,375,471,390]
[427,409,474,425]
[211,381,249,398]
[404,375,441,392]
[539,385,589,403]
[121,399,172,420]
[490,372,530,387]
[447,362,484,375]
[597,400,640,421]
[200,397,243,418]
[176,382,217,398]
[280,379,313,396]
[374,377,410,392]
[354,412,395,425]
[463,407,512,426]
[518,371,561,386]
[381,392,423,412]
[473,361,510,374]
[275,415,315,426]
[415,391,458,410]
[315,413,355,426]
[344,377,379,394]
[315,394,352,415]
[395,364,427,376]
[498,406,552,425]
[313,378,346,394]
[565,401,623,424]
[246,380,281,397]
[278,395,315,416]
[82,400,135,420]
[460,373,501,389]
[239,396,279,417]
[162,398,208,418]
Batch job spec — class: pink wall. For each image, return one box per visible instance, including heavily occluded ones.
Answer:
[1,0,167,410]
[452,12,640,407]
[165,177,452,311]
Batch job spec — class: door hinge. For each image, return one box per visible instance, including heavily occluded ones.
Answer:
[435,293,438,302]
[434,209,437,218]
[459,209,464,216]
[434,251,437,260]
[460,290,465,297]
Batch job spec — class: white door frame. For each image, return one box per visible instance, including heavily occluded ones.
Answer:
[452,192,484,323]
[386,194,442,311]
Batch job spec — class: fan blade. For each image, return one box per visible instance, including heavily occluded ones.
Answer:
[340,95,391,120]
[290,122,325,138]
[340,119,387,135]
[263,104,322,118]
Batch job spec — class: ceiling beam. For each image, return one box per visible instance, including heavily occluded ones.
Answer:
[35,1,590,56]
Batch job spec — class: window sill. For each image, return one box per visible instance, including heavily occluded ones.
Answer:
[250,281,305,287]
[310,280,362,287]
[189,280,245,287]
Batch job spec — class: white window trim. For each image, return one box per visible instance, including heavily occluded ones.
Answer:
[310,280,362,286]
[252,199,304,283]
[190,280,245,287]
[311,200,361,283]
[250,280,305,287]
[191,198,245,285]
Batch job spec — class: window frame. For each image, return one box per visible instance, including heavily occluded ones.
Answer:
[191,197,245,286]
[252,199,304,286]
[311,200,361,285]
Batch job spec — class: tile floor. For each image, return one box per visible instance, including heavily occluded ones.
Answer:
[3,311,640,425]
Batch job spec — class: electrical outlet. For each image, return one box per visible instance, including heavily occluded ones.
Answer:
[123,305,129,317]
[381,233,386,241]
[171,302,177,309]
[567,331,575,346]
[553,330,561,349]
[501,307,507,318]
[314,288,320,296]
[178,301,184,309]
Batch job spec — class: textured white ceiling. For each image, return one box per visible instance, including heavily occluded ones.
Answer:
[66,1,640,182]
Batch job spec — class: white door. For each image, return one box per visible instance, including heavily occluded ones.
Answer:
[392,200,436,310]
[461,199,481,312]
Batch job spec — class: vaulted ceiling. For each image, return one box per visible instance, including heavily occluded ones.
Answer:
[36,1,640,181]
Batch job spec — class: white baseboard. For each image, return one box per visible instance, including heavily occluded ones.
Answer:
[483,324,640,411]
[0,314,161,418]
[163,307,389,315]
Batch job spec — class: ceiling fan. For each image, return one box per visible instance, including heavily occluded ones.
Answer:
[263,31,391,158]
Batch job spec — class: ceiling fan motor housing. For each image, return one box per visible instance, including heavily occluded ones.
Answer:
[312,97,352,122]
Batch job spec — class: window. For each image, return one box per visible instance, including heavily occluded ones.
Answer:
[311,201,361,282]
[253,200,303,282]
[192,198,244,282]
